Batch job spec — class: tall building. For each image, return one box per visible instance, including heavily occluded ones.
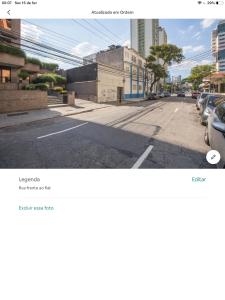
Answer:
[212,20,225,72]
[158,26,167,45]
[130,19,159,58]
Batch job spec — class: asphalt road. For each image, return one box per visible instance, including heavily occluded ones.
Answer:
[0,96,214,168]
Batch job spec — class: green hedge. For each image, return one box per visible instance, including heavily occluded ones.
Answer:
[25,57,42,66]
[0,44,26,58]
[41,62,59,71]
[25,83,49,91]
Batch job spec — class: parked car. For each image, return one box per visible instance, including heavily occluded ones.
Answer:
[164,92,171,97]
[192,91,201,99]
[205,101,225,168]
[158,92,165,98]
[147,93,157,100]
[177,92,185,97]
[200,95,225,125]
[196,92,209,110]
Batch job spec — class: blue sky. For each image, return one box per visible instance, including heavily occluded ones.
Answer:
[22,19,220,78]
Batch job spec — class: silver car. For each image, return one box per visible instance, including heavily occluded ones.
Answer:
[196,92,209,110]
[205,102,225,168]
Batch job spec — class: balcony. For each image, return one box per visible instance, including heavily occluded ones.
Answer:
[23,63,40,73]
[0,52,25,68]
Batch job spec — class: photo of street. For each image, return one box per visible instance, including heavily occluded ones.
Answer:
[0,18,225,168]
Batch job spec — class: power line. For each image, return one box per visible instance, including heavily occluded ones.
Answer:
[94,19,124,42]
[72,19,115,46]
[82,19,118,44]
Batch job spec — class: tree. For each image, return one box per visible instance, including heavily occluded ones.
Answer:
[145,44,184,92]
[18,70,29,80]
[149,44,184,67]
[187,64,216,90]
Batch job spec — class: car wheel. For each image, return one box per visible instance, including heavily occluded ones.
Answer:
[204,128,210,145]
[200,118,205,126]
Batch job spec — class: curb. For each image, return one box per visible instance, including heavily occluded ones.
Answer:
[0,105,110,130]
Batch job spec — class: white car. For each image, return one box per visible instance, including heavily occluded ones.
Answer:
[205,101,225,168]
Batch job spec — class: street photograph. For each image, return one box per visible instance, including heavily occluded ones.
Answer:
[0,18,225,168]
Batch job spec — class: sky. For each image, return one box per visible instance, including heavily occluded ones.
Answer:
[21,19,220,78]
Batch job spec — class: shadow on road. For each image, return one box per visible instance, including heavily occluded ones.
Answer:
[0,114,216,169]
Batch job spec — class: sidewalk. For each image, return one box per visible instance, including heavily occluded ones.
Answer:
[0,99,111,129]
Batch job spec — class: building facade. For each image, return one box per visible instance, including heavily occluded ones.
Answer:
[0,19,23,89]
[212,20,225,72]
[130,19,159,58]
[67,63,124,103]
[95,46,146,99]
[67,46,146,102]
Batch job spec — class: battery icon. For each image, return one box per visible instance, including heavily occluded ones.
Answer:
[216,1,224,4]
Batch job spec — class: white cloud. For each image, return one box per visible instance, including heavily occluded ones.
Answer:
[21,23,43,41]
[123,39,130,47]
[182,44,205,54]
[71,42,99,57]
[200,19,217,29]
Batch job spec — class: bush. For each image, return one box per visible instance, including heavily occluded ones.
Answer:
[33,73,56,84]
[0,44,26,58]
[41,62,59,72]
[24,83,49,91]
[54,74,66,85]
[61,90,68,95]
[34,83,49,91]
[53,86,63,93]
[18,70,29,80]
[25,57,42,66]
[24,84,36,90]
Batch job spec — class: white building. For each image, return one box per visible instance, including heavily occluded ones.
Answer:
[131,19,159,58]
[212,20,225,72]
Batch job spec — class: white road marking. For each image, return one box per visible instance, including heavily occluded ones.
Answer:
[37,122,88,139]
[174,108,179,113]
[132,145,154,169]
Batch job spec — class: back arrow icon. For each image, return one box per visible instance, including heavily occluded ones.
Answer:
[7,10,10,15]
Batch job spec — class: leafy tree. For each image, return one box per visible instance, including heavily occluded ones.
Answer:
[149,44,184,67]
[54,74,66,85]
[18,70,29,80]
[33,73,56,84]
[187,64,216,90]
[145,44,184,92]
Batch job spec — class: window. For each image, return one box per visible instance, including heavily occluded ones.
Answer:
[0,67,11,83]
[131,55,136,63]
[216,103,225,123]
[132,85,137,90]
[138,59,142,67]
[0,19,12,31]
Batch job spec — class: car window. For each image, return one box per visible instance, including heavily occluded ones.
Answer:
[208,96,220,106]
[216,104,225,122]
[202,93,208,98]
[214,98,225,107]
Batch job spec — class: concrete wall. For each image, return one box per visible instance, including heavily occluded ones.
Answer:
[0,90,48,113]
[96,47,124,70]
[67,81,97,101]
[67,63,97,83]
[97,65,124,103]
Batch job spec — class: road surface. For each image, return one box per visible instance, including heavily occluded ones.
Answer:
[0,96,214,168]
